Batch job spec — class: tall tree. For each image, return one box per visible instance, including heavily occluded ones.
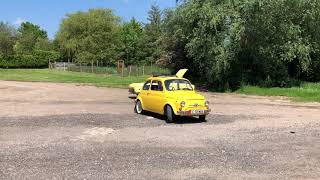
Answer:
[0,22,16,57]
[239,0,316,86]
[161,0,243,90]
[56,9,121,65]
[159,8,188,68]
[15,22,48,53]
[160,0,320,90]
[144,4,163,65]
[119,18,147,65]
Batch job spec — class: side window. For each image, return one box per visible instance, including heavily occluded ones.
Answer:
[143,80,151,90]
[151,80,163,91]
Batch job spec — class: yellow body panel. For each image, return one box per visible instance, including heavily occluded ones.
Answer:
[128,83,144,94]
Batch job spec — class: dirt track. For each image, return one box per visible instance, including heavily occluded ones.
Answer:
[0,80,319,179]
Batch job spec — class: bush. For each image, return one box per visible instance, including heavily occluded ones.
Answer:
[0,50,59,68]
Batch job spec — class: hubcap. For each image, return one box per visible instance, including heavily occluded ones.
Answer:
[136,102,142,113]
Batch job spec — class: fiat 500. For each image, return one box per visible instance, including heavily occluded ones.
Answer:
[134,69,210,123]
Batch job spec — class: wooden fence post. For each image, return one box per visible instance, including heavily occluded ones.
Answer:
[91,61,94,73]
[121,62,124,77]
[96,60,99,72]
[105,62,108,75]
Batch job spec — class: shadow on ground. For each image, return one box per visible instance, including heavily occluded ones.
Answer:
[141,111,205,124]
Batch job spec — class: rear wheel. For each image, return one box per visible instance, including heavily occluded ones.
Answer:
[199,115,206,122]
[165,105,175,123]
[135,100,143,114]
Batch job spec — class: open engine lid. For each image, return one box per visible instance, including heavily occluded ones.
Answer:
[176,69,188,78]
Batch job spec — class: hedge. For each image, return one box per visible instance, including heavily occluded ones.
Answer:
[0,50,59,68]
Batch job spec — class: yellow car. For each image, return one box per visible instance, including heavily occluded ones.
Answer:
[128,82,144,95]
[134,69,210,123]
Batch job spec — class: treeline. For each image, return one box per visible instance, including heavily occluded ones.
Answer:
[1,0,320,90]
[55,7,163,66]
[0,6,163,68]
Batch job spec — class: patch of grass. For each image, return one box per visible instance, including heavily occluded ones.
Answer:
[0,69,148,88]
[237,83,320,102]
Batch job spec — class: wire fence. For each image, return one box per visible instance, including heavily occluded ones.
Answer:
[49,62,171,77]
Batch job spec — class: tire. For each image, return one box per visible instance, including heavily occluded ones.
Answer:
[199,115,206,122]
[135,100,143,114]
[165,105,175,123]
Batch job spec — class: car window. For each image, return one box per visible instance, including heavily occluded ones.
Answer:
[143,80,151,90]
[151,80,163,91]
[164,79,193,91]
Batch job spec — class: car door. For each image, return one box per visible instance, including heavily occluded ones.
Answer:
[148,80,165,114]
[139,80,152,111]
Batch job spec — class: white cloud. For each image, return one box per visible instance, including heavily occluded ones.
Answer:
[14,17,26,26]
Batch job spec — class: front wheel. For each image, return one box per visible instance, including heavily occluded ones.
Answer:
[199,115,206,122]
[135,101,143,114]
[165,105,176,123]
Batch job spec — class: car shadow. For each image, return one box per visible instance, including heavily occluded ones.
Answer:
[141,111,204,124]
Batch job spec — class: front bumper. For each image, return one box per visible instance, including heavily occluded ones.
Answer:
[177,109,211,116]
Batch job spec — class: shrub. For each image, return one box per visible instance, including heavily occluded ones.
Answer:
[0,50,59,68]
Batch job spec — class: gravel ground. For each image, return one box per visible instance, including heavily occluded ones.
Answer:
[0,81,319,180]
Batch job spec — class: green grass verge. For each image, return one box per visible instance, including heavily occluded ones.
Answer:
[237,83,320,102]
[0,69,148,88]
[2,69,320,102]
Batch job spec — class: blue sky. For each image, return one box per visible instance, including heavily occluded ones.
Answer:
[0,0,176,39]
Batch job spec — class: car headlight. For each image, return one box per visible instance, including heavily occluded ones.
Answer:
[180,101,186,107]
[205,101,209,107]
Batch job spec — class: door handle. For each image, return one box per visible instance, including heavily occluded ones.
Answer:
[147,93,150,96]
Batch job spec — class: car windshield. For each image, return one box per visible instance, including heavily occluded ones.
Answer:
[164,79,193,91]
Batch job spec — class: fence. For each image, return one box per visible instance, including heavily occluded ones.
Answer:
[49,62,171,77]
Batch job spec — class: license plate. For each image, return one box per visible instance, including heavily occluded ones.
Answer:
[192,110,205,115]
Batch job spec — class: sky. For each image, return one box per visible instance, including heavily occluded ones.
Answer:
[0,0,176,39]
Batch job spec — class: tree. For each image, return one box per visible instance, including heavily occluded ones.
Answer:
[159,8,188,68]
[56,9,121,65]
[161,0,243,90]
[239,0,318,87]
[0,22,16,57]
[119,18,147,65]
[18,22,47,38]
[144,4,163,65]
[160,0,320,90]
[15,22,48,53]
